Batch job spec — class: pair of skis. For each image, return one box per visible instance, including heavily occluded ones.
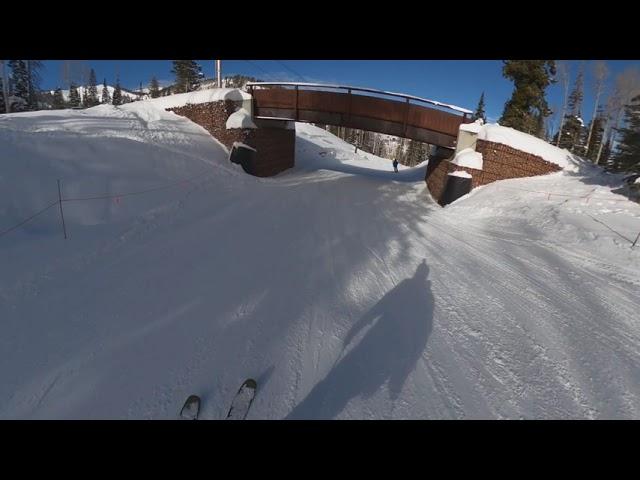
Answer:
[179,379,257,420]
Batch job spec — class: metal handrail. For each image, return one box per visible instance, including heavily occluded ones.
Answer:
[245,81,473,116]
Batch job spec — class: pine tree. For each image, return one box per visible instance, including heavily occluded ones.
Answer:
[611,94,640,173]
[534,112,545,139]
[0,77,4,114]
[171,60,203,93]
[84,68,98,107]
[25,60,43,111]
[150,76,160,98]
[568,66,584,117]
[8,60,29,111]
[555,61,571,147]
[68,82,81,107]
[473,92,486,123]
[52,88,66,109]
[112,77,122,106]
[558,66,587,154]
[499,60,556,135]
[101,78,111,104]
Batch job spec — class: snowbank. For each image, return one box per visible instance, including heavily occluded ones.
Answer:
[451,148,483,170]
[144,88,250,110]
[232,141,257,152]
[473,123,582,171]
[448,170,472,178]
[226,108,257,129]
[459,119,483,134]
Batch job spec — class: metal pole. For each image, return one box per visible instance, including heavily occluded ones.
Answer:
[216,60,222,88]
[57,179,68,240]
[632,230,640,249]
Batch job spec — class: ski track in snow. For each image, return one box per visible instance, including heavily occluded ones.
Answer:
[1,108,640,419]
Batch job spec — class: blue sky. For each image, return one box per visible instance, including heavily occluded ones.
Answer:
[40,60,640,128]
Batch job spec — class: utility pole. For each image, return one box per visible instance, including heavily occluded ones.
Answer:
[216,60,222,88]
[1,60,10,113]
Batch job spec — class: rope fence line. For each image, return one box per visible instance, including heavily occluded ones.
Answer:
[2,169,639,250]
[584,214,636,245]
[494,185,640,249]
[62,166,213,202]
[0,166,215,240]
[0,201,59,239]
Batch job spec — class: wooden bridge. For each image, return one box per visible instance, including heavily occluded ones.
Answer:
[246,82,474,150]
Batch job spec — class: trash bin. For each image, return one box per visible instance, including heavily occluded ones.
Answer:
[229,142,257,175]
[440,171,472,206]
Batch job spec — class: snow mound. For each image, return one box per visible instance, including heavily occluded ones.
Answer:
[462,122,583,172]
[0,102,237,232]
[449,170,472,178]
[226,108,257,129]
[451,148,483,170]
[143,88,251,110]
[459,119,483,134]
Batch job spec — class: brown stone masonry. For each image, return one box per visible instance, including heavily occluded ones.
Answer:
[475,140,561,180]
[167,101,248,149]
[167,101,295,177]
[425,139,562,205]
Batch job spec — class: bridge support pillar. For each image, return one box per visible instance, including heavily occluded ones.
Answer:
[232,118,296,177]
[166,99,296,177]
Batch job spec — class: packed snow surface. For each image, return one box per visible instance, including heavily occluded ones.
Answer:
[1,104,640,419]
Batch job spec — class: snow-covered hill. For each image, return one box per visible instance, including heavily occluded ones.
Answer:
[1,101,639,419]
[52,84,141,102]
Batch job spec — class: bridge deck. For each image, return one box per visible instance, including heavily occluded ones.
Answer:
[246,83,473,149]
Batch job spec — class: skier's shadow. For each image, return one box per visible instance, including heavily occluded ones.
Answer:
[286,260,435,419]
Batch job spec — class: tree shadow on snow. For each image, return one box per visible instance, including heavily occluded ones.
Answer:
[286,260,434,419]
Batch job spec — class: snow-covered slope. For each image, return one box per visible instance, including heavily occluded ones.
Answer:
[143,88,250,110]
[54,85,140,102]
[1,105,640,419]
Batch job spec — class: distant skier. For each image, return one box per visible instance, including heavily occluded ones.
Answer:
[393,159,399,173]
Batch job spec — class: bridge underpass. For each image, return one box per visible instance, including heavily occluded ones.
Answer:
[246,82,474,150]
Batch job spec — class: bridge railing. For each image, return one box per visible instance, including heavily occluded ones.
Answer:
[245,82,472,115]
[244,82,474,148]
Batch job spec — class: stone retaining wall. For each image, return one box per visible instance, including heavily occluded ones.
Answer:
[425,139,562,205]
[167,101,295,177]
